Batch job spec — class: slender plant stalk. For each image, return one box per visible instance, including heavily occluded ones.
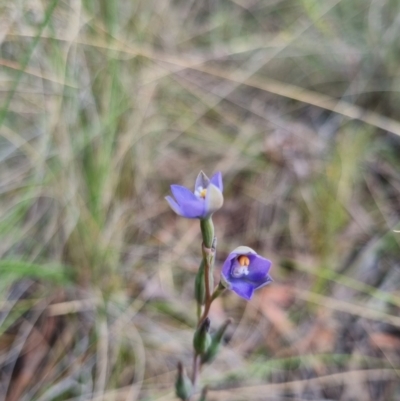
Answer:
[191,217,226,397]
[198,239,216,323]
[193,218,216,389]
[198,284,225,328]
[200,218,214,249]
[191,354,199,385]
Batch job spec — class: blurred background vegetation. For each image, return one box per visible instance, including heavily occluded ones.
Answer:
[1,0,400,400]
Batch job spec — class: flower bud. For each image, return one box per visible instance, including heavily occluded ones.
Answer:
[175,362,193,401]
[193,317,211,355]
[201,318,233,364]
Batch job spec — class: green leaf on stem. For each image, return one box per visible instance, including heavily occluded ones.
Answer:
[175,362,193,401]
[193,317,212,355]
[195,260,206,306]
[201,318,233,364]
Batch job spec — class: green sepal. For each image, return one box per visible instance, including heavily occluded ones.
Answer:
[195,260,206,306]
[175,362,193,401]
[201,318,233,364]
[193,317,212,355]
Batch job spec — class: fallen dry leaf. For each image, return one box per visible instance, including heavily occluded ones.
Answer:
[369,332,400,350]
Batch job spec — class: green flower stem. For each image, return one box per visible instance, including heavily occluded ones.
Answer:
[210,282,226,303]
[192,218,217,392]
[195,260,206,306]
[198,282,225,327]
[202,247,212,303]
[198,243,216,326]
[193,217,226,393]
[200,218,214,249]
[197,218,215,326]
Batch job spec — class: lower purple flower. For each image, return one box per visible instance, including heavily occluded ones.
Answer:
[220,246,272,300]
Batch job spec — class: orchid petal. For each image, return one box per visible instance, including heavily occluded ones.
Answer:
[195,171,210,192]
[204,184,223,217]
[210,171,223,192]
[177,199,205,218]
[170,185,198,204]
[165,196,184,216]
[247,255,272,282]
[254,274,273,290]
[230,281,254,300]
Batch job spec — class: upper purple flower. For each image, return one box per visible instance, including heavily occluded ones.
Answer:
[165,171,224,219]
[221,246,272,300]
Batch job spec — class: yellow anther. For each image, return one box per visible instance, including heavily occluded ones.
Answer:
[199,189,207,198]
[238,255,250,266]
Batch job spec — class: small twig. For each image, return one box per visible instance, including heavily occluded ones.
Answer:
[191,354,199,386]
[198,284,224,328]
[198,300,211,328]
[47,299,96,316]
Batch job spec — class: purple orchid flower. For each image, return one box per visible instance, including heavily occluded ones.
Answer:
[221,246,272,300]
[165,171,224,219]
